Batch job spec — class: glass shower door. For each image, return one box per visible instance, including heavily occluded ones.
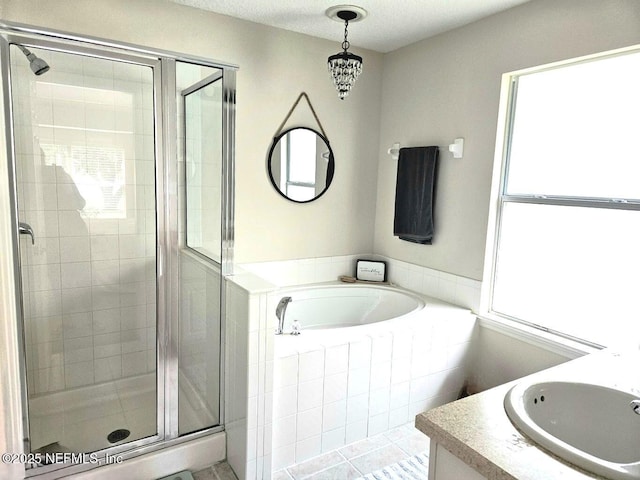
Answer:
[10,44,160,455]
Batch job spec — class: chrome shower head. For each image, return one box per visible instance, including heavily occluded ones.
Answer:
[16,45,50,76]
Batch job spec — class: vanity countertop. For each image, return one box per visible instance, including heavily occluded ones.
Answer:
[415,351,625,480]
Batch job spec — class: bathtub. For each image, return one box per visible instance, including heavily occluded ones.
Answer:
[268,282,476,472]
[275,283,425,331]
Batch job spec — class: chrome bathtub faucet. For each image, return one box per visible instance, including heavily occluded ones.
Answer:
[275,296,293,335]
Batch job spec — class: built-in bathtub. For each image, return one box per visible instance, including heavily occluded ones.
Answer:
[277,284,425,331]
[268,282,476,472]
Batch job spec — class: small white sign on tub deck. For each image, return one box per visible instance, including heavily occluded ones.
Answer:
[356,260,387,282]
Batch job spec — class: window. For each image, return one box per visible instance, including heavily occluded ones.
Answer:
[280,128,317,199]
[485,48,640,348]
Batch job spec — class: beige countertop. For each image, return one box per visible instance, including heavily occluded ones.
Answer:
[414,350,638,480]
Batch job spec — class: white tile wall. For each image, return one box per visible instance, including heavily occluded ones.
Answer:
[225,281,252,480]
[240,255,362,289]
[240,254,481,312]
[269,305,476,471]
[12,47,156,395]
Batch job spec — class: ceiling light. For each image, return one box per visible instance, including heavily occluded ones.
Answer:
[326,5,367,100]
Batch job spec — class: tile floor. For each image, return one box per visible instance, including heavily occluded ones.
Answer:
[273,423,430,480]
[194,461,239,480]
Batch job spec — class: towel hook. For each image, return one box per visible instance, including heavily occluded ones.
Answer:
[387,142,401,160]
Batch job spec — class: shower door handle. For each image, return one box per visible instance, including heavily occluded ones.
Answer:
[18,222,35,245]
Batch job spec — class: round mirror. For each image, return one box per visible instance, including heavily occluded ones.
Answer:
[267,127,335,203]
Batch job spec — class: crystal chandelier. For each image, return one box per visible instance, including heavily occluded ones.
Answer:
[327,8,364,100]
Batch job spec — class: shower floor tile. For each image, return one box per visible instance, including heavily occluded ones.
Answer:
[28,372,208,453]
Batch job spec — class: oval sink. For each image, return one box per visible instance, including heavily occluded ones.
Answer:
[505,380,640,479]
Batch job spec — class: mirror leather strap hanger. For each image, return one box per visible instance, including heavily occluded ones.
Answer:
[274,92,328,139]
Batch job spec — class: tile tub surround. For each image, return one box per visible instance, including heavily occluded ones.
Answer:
[224,271,476,480]
[225,275,275,480]
[270,291,476,471]
[414,350,634,480]
[240,254,481,312]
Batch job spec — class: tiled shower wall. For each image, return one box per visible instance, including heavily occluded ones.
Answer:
[13,47,156,394]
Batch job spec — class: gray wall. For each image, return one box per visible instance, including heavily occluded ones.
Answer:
[467,326,575,392]
[4,0,640,273]
[374,0,640,280]
[0,0,384,264]
[3,1,640,273]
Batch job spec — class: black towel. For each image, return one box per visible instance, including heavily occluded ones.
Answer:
[393,146,439,244]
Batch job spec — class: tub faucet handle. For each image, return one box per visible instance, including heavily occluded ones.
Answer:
[291,319,301,336]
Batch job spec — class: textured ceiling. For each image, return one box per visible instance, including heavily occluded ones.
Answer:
[170,0,531,53]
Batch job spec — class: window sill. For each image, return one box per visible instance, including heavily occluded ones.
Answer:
[476,313,602,360]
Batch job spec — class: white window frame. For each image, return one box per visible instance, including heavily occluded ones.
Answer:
[479,44,640,358]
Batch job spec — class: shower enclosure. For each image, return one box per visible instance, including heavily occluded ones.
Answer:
[0,22,235,478]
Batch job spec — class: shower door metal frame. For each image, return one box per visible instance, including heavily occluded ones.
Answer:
[1,31,168,474]
[0,21,237,480]
[177,70,226,438]
[166,60,236,440]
